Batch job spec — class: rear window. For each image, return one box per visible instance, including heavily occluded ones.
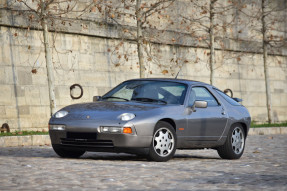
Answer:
[215,89,241,106]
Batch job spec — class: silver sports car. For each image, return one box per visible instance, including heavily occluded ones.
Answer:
[49,78,251,162]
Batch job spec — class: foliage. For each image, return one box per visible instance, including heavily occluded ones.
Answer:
[251,121,287,128]
[0,131,49,137]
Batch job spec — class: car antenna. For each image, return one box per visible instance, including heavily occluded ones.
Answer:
[175,67,182,79]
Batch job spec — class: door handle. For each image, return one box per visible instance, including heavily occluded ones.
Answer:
[221,108,226,115]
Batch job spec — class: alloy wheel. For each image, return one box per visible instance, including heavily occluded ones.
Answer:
[153,127,175,157]
[231,127,244,154]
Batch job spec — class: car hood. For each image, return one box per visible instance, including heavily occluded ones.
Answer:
[52,101,163,121]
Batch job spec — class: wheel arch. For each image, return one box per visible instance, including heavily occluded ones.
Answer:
[231,122,248,137]
[158,118,176,132]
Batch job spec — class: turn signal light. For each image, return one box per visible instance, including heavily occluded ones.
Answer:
[123,127,132,134]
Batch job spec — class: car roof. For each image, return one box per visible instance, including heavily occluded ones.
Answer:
[125,78,210,86]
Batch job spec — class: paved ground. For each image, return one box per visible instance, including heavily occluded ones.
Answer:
[0,135,286,191]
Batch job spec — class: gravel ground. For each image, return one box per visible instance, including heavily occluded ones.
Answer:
[0,135,286,191]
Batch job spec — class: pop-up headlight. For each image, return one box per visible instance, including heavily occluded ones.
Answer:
[54,110,68,118]
[118,113,135,121]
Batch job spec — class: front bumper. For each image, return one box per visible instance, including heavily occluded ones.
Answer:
[49,129,152,149]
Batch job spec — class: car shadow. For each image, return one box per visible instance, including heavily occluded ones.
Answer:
[173,154,219,160]
[83,153,146,161]
[82,153,220,161]
[0,147,219,161]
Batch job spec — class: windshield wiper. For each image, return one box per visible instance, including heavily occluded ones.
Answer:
[131,97,167,104]
[102,96,129,101]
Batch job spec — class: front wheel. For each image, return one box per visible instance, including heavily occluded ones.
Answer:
[52,145,85,158]
[217,124,246,159]
[147,121,177,162]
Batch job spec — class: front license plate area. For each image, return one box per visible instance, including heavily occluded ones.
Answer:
[66,132,97,140]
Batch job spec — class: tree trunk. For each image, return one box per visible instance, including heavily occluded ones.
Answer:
[261,0,272,123]
[41,14,57,116]
[136,0,145,78]
[209,0,216,85]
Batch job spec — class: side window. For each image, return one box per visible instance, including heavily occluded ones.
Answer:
[189,87,219,107]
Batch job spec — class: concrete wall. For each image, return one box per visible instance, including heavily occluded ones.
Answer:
[0,0,287,131]
[0,26,139,131]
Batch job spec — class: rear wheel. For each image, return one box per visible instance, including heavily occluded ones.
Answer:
[52,145,85,158]
[217,124,245,159]
[147,121,177,162]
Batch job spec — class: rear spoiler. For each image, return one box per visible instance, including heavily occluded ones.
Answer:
[214,87,243,102]
[232,98,243,102]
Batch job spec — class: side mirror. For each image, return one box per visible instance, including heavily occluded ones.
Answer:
[194,100,208,108]
[93,96,102,102]
[186,100,207,114]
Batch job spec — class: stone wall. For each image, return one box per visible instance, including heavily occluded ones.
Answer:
[0,0,287,131]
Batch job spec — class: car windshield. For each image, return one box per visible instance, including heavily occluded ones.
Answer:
[102,80,187,105]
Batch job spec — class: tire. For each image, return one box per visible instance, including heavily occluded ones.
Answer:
[217,124,246,159]
[52,145,85,158]
[147,121,177,162]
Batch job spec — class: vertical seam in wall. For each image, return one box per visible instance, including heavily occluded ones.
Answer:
[7,12,21,131]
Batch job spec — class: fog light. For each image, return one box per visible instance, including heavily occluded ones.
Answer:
[100,126,122,133]
[101,127,109,133]
[123,127,132,134]
[109,127,122,133]
[49,124,66,130]
[99,126,134,134]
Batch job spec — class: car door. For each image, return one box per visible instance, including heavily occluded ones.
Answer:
[186,86,228,141]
